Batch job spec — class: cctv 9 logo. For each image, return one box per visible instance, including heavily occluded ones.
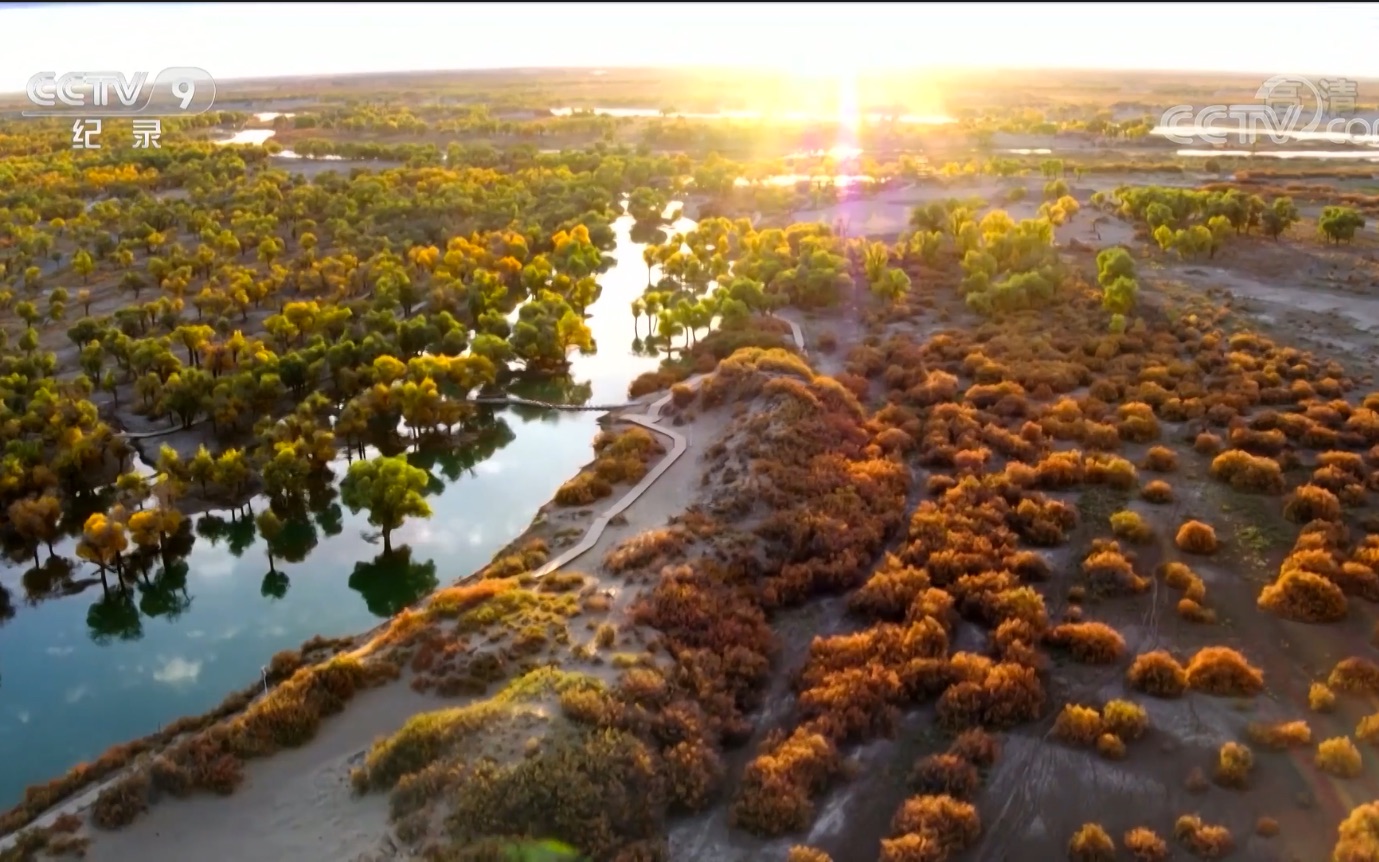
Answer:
[24,68,216,117]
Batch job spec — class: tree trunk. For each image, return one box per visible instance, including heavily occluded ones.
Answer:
[382,529,393,556]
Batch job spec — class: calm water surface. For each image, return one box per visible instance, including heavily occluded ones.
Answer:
[0,206,690,806]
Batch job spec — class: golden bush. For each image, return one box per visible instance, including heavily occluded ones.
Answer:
[1174,814,1234,859]
[1068,823,1116,862]
[1356,713,1379,745]
[1258,569,1348,623]
[1096,733,1126,760]
[1333,801,1379,862]
[890,794,981,857]
[1047,622,1126,664]
[1101,699,1149,741]
[1212,741,1254,789]
[1209,449,1285,494]
[1310,682,1337,713]
[908,754,980,800]
[1127,651,1187,698]
[1142,445,1179,472]
[1185,646,1264,697]
[1123,827,1168,861]
[1255,817,1279,838]
[1329,657,1379,694]
[1141,479,1174,503]
[1053,704,1103,746]
[1110,510,1153,544]
[1245,719,1311,750]
[1316,736,1363,778]
[948,728,1000,768]
[786,847,833,862]
[1283,483,1342,524]
[1174,520,1219,555]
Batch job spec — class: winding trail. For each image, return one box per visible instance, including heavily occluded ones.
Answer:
[531,315,807,578]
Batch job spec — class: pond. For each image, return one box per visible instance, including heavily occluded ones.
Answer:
[0,204,693,807]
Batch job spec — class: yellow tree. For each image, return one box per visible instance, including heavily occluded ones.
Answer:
[340,455,432,555]
[8,494,63,566]
[78,511,129,591]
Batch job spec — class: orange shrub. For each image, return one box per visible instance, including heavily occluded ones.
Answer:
[1245,720,1311,750]
[1258,569,1348,623]
[1123,827,1168,861]
[1047,622,1126,665]
[1053,704,1103,746]
[908,754,979,799]
[1330,657,1379,694]
[1102,699,1149,741]
[1127,651,1188,698]
[1209,449,1285,494]
[1174,815,1234,859]
[1185,646,1264,697]
[1110,510,1152,544]
[787,847,833,862]
[1316,736,1363,778]
[730,727,842,836]
[1096,733,1126,760]
[1310,682,1337,713]
[1142,445,1179,472]
[948,728,1000,768]
[1141,479,1174,503]
[1174,520,1218,555]
[890,794,981,857]
[1283,483,1342,524]
[1212,741,1254,789]
[1068,823,1116,862]
[1194,432,1223,455]
[1333,801,1379,861]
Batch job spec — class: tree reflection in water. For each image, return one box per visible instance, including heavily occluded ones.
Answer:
[87,590,142,643]
[348,545,438,618]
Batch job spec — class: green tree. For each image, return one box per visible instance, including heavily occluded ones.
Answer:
[340,454,433,555]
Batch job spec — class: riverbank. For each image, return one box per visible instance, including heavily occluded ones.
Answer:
[0,324,808,860]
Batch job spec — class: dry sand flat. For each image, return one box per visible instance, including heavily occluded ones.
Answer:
[41,325,809,862]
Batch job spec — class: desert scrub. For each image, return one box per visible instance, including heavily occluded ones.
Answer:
[786,847,833,862]
[948,728,1001,768]
[1258,568,1348,623]
[1357,713,1379,745]
[603,526,689,573]
[1255,816,1279,838]
[1047,622,1126,664]
[554,426,665,506]
[1174,520,1219,555]
[1081,540,1148,594]
[1209,449,1285,494]
[1123,827,1168,861]
[1110,510,1152,543]
[1177,598,1217,624]
[1096,733,1126,760]
[908,753,980,799]
[480,537,550,579]
[1174,814,1234,859]
[1185,646,1263,697]
[888,794,981,859]
[1329,657,1379,694]
[1142,445,1178,472]
[1309,682,1337,712]
[1068,823,1116,861]
[1053,704,1103,746]
[1161,562,1206,602]
[428,578,515,618]
[1316,736,1363,778]
[1245,719,1311,750]
[1141,479,1174,503]
[1127,650,1188,698]
[1283,483,1342,524]
[1101,699,1149,741]
[1212,741,1254,789]
[91,771,151,829]
[1334,801,1379,860]
[450,586,579,636]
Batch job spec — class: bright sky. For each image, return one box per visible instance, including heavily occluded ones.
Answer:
[0,1,1374,92]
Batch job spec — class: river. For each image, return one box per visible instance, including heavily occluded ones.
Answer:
[0,204,690,807]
